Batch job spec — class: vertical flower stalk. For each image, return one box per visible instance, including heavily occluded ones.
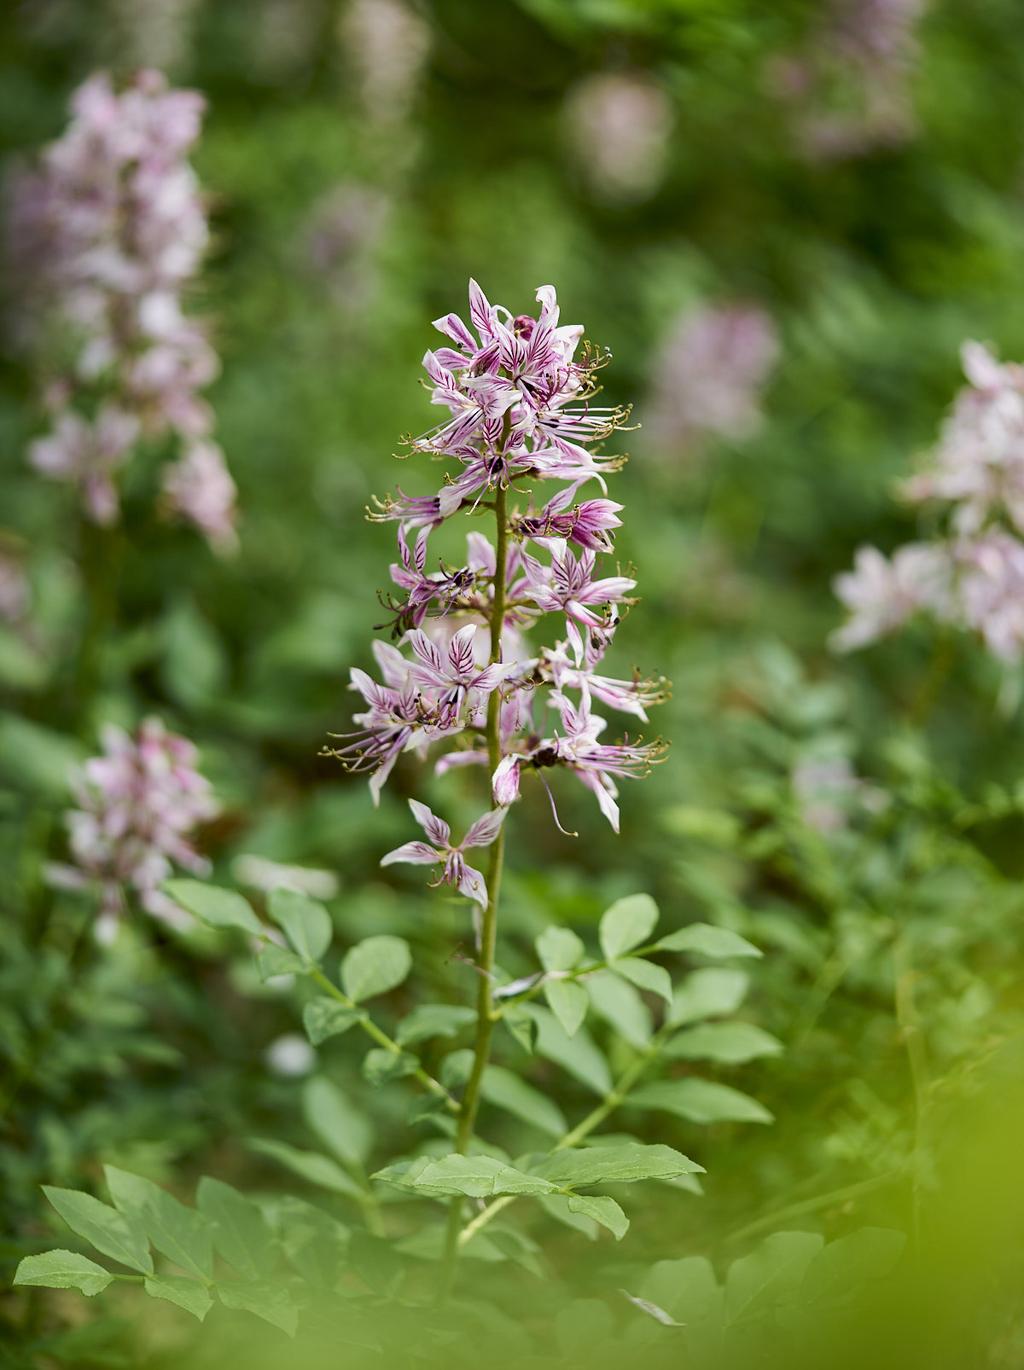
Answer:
[325,280,668,1287]
[11,70,236,551]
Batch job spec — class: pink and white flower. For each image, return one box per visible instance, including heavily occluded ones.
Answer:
[381,800,505,907]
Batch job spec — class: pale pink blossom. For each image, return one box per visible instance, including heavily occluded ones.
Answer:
[957,533,1024,664]
[47,717,218,931]
[831,543,952,651]
[563,73,673,203]
[903,342,1024,537]
[13,70,233,545]
[646,304,779,456]
[29,407,140,525]
[772,0,927,161]
[162,440,238,552]
[339,0,430,126]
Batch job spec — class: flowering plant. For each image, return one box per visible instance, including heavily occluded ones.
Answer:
[12,71,236,549]
[834,341,1024,665]
[45,717,218,942]
[17,284,775,1332]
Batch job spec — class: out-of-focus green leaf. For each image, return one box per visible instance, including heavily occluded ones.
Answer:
[14,1251,112,1296]
[664,1022,783,1063]
[629,1079,773,1125]
[162,881,263,937]
[536,926,585,972]
[655,924,761,959]
[144,1275,213,1322]
[302,997,361,1044]
[341,935,412,1002]
[268,887,333,963]
[196,1177,276,1281]
[42,1186,152,1275]
[481,1064,567,1138]
[104,1167,213,1281]
[544,978,590,1036]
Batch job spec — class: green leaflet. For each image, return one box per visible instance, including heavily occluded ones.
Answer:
[534,1142,704,1188]
[256,944,307,980]
[373,1153,560,1200]
[363,1046,419,1085]
[636,1254,722,1329]
[217,1281,299,1337]
[599,893,659,961]
[725,1230,824,1323]
[586,970,653,1048]
[670,968,750,1026]
[536,925,585,972]
[162,880,263,937]
[544,977,590,1036]
[302,997,362,1044]
[521,1005,612,1095]
[301,1075,373,1167]
[611,956,673,1005]
[565,1194,629,1240]
[801,1228,905,1306]
[480,1064,568,1138]
[655,924,761,960]
[664,1022,783,1064]
[396,1003,475,1046]
[104,1166,213,1282]
[268,887,333,963]
[14,1250,112,1296]
[267,1196,350,1289]
[144,1274,213,1322]
[341,935,412,1002]
[196,1176,277,1281]
[247,1138,364,1199]
[42,1185,152,1274]
[629,1078,774,1125]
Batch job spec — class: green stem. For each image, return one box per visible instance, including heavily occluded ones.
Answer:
[439,480,509,1295]
[894,939,929,1253]
[459,1027,669,1249]
[722,1169,903,1248]
[74,516,119,733]
[309,968,458,1114]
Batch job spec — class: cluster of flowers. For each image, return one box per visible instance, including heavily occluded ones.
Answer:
[834,342,1024,663]
[47,717,218,939]
[645,303,779,458]
[770,0,926,161]
[13,71,236,550]
[326,280,667,903]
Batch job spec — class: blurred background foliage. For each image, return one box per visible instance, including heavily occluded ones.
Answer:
[3,0,1024,1362]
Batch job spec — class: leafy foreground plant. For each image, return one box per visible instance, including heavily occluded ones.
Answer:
[14,284,782,1349]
